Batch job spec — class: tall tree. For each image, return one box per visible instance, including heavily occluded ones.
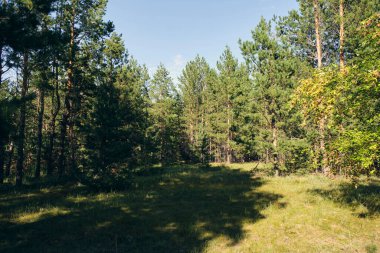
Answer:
[57,0,113,177]
[15,51,29,186]
[339,0,345,71]
[313,0,323,68]
[148,64,182,164]
[241,18,308,174]
[32,18,59,178]
[115,59,151,166]
[295,13,380,175]
[215,47,253,163]
[179,55,213,162]
[34,72,46,178]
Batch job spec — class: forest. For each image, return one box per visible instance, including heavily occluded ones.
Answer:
[0,0,379,252]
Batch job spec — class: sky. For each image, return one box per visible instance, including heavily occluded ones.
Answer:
[104,0,299,81]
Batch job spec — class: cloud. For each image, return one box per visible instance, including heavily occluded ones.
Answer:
[174,54,185,68]
[148,54,186,86]
[170,54,186,84]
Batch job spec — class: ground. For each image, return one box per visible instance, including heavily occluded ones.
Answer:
[0,164,379,253]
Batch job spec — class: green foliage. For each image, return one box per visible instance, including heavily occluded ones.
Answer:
[332,14,380,175]
[179,55,213,162]
[1,0,379,188]
[0,97,19,143]
[216,47,254,162]
[294,13,380,175]
[148,64,183,164]
[281,138,313,174]
[240,17,310,172]
[78,34,150,188]
[278,0,380,65]
[334,130,380,173]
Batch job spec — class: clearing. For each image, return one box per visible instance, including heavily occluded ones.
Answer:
[0,164,379,253]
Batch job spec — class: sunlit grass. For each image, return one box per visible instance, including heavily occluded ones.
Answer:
[0,164,379,253]
[221,175,380,253]
[12,207,71,224]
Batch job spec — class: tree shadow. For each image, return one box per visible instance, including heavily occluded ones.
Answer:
[310,178,380,218]
[0,165,283,253]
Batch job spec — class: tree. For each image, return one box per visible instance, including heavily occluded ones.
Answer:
[148,64,183,164]
[4,0,57,185]
[57,0,113,177]
[214,47,253,163]
[179,55,213,162]
[241,18,308,174]
[32,17,60,178]
[333,14,380,175]
[313,0,323,68]
[294,14,380,176]
[339,0,345,71]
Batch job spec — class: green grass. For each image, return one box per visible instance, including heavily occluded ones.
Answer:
[0,164,379,253]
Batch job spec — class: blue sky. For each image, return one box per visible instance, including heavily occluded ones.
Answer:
[105,0,299,81]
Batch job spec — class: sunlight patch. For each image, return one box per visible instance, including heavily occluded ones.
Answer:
[13,207,70,224]
[121,207,132,213]
[66,196,88,203]
[96,221,112,228]
[205,235,237,252]
[156,222,178,232]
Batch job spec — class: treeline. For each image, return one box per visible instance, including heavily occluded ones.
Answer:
[0,0,379,187]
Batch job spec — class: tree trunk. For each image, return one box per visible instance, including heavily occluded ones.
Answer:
[5,141,14,177]
[313,142,318,173]
[209,138,212,163]
[339,0,345,71]
[0,45,4,183]
[319,115,329,174]
[59,0,76,176]
[58,114,67,178]
[272,119,279,176]
[16,51,29,186]
[313,0,329,175]
[46,118,56,176]
[313,0,323,68]
[0,44,3,88]
[0,44,3,183]
[0,143,4,183]
[46,64,60,176]
[35,87,45,178]
[67,0,78,175]
[226,102,232,164]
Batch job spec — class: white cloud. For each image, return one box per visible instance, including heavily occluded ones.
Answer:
[174,54,185,68]
[170,54,186,85]
[148,54,186,86]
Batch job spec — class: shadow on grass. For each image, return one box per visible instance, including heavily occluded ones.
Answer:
[0,165,282,253]
[311,178,380,217]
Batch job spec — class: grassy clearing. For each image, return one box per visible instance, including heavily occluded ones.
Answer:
[0,164,379,253]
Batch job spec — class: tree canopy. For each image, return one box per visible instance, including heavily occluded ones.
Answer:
[0,0,379,187]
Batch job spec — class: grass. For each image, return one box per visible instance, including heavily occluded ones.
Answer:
[0,164,379,253]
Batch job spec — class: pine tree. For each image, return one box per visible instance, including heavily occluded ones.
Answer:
[148,64,182,164]
[214,47,253,163]
[115,58,150,166]
[57,0,113,177]
[179,55,213,162]
[241,18,308,174]
[1,0,57,185]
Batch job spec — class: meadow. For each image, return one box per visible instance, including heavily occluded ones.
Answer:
[0,163,379,253]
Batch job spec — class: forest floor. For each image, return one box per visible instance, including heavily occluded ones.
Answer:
[0,163,379,253]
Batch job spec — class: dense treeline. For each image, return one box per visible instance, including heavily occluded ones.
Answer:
[0,0,379,187]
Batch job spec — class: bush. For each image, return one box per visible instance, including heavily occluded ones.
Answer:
[282,139,312,174]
